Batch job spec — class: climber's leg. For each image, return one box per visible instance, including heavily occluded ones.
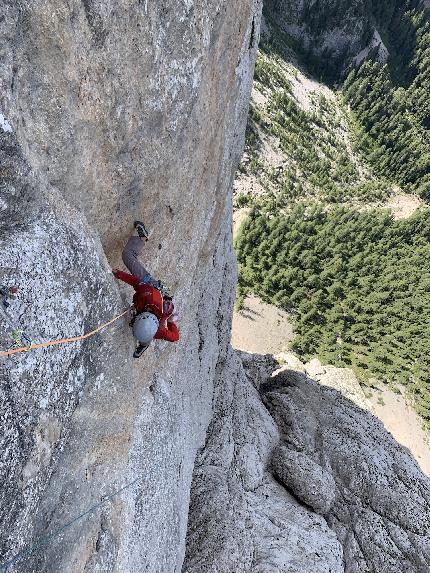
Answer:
[122,236,154,283]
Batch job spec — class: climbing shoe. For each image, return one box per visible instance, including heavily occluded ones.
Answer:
[133,342,150,358]
[134,220,150,241]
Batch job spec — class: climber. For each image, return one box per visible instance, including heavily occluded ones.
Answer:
[112,221,180,358]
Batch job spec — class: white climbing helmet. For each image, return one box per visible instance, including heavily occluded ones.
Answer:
[132,312,159,344]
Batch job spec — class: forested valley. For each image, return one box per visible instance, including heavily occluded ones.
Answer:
[235,3,430,424]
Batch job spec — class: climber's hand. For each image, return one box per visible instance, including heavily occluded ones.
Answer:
[168,312,180,324]
[163,298,174,318]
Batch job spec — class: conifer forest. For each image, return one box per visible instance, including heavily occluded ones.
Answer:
[235,3,430,424]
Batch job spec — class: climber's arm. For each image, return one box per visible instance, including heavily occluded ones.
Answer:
[155,321,180,342]
[113,269,139,288]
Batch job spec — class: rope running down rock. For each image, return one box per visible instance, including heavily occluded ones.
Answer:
[0,307,132,358]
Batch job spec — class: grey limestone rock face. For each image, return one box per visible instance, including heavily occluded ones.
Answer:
[262,366,430,573]
[271,445,337,516]
[236,349,279,390]
[0,1,262,571]
[185,351,430,572]
[183,350,344,573]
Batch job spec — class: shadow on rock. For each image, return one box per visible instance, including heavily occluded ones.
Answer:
[261,367,430,573]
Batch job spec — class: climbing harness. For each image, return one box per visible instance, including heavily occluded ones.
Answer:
[0,307,132,359]
[139,275,171,298]
[0,472,144,571]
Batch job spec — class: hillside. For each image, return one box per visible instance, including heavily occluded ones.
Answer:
[235,8,430,426]
[264,0,425,83]
[234,43,385,206]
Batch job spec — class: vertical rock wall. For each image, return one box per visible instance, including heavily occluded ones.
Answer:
[264,0,421,79]
[0,1,262,571]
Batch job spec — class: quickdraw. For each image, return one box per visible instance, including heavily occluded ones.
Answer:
[11,330,34,350]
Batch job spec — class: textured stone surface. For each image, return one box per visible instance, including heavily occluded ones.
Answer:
[304,357,372,411]
[271,445,336,515]
[262,365,430,573]
[0,1,261,571]
[236,349,279,389]
[183,350,343,573]
[185,351,430,572]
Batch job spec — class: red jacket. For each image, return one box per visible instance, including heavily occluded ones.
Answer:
[114,270,179,342]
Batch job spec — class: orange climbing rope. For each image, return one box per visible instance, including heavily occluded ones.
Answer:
[0,307,132,358]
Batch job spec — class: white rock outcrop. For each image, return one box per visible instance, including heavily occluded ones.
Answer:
[185,352,430,572]
[263,364,430,572]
